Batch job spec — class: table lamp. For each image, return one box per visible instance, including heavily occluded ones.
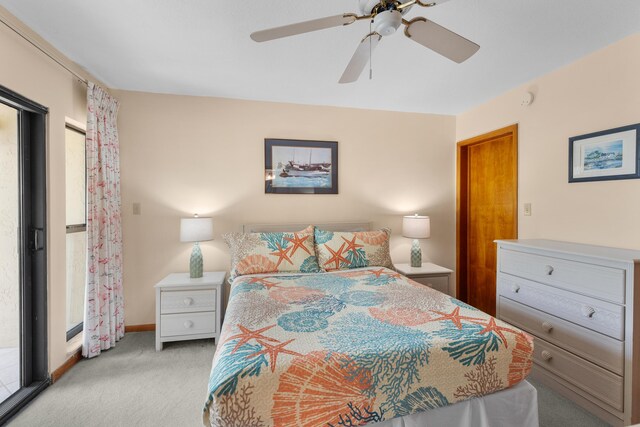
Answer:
[180,214,214,278]
[402,214,431,267]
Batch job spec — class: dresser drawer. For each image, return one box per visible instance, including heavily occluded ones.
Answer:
[497,275,624,340]
[161,289,216,314]
[500,249,625,304]
[160,311,216,337]
[533,337,623,411]
[499,296,624,375]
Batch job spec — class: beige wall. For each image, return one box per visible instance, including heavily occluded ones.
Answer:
[0,7,99,372]
[113,90,457,326]
[457,33,640,250]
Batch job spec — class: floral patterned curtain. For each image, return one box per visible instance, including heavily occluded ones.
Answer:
[83,82,124,358]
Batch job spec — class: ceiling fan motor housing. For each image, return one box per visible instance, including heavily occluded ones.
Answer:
[373,10,402,36]
[359,0,381,15]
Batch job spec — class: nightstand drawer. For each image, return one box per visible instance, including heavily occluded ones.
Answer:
[161,289,216,314]
[500,249,625,304]
[410,276,449,295]
[160,312,216,337]
[499,296,624,375]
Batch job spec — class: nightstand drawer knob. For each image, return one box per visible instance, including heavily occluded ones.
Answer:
[542,321,553,333]
[183,320,194,329]
[545,265,554,275]
[541,350,553,362]
[183,297,193,306]
[511,285,520,293]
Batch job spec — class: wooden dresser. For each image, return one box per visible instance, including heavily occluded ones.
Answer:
[495,239,639,426]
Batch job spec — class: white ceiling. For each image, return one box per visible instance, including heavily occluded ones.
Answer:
[2,0,639,114]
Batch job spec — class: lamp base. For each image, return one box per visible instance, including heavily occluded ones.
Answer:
[190,242,203,278]
[410,239,422,268]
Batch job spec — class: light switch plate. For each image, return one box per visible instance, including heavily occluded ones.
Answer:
[524,203,532,216]
[133,202,141,215]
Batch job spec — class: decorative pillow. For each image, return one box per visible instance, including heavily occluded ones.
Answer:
[224,226,321,281]
[314,228,394,271]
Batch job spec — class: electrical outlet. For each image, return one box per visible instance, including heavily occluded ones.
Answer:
[133,202,141,215]
[524,203,532,216]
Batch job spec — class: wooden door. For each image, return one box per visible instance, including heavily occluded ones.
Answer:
[457,125,517,316]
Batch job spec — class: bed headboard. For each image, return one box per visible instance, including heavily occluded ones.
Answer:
[243,222,371,233]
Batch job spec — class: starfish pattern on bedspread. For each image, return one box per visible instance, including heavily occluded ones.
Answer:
[225,325,279,354]
[428,306,485,330]
[470,317,519,348]
[247,339,302,373]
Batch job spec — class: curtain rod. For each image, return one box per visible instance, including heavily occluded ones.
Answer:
[0,14,89,86]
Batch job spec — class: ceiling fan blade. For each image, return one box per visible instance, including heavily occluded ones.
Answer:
[404,18,479,63]
[397,0,452,11]
[418,0,453,6]
[251,14,358,42]
[339,33,382,84]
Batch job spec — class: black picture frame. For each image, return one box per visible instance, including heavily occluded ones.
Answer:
[569,123,640,183]
[265,138,338,194]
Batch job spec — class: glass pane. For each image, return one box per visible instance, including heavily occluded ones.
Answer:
[65,127,86,226]
[66,231,86,333]
[0,102,20,403]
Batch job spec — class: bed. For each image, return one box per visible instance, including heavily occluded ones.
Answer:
[203,223,537,427]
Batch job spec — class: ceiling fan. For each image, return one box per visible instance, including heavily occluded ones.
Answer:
[250,0,479,84]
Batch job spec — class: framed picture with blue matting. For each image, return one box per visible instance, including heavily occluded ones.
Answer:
[569,123,640,183]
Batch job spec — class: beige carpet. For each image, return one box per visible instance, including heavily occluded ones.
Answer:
[9,333,214,427]
[7,332,609,427]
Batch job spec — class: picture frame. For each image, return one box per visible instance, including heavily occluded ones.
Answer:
[264,138,338,194]
[569,123,640,183]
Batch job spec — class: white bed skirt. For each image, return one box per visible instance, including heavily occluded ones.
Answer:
[376,380,539,427]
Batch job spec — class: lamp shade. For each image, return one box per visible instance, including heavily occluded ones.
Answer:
[402,215,431,239]
[180,217,213,242]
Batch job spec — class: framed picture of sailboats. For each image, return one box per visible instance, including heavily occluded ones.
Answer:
[265,139,338,194]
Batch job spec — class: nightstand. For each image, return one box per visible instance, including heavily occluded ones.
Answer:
[154,272,225,351]
[395,263,453,296]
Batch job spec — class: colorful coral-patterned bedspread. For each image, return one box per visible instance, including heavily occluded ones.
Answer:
[204,268,533,427]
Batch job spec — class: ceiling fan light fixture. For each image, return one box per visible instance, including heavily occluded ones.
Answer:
[373,10,402,36]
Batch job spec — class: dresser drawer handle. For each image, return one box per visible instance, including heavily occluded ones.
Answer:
[541,350,553,362]
[184,320,194,329]
[511,285,520,293]
[581,305,595,318]
[542,322,553,333]
[545,265,554,275]
[183,297,193,306]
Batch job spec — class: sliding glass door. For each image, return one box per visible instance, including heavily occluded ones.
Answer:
[0,101,20,405]
[0,86,48,423]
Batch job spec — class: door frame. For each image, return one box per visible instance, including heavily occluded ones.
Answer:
[0,85,48,424]
[456,124,518,303]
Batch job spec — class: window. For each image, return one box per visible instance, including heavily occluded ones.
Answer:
[65,124,86,341]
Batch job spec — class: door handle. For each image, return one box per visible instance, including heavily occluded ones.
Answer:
[32,227,44,251]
